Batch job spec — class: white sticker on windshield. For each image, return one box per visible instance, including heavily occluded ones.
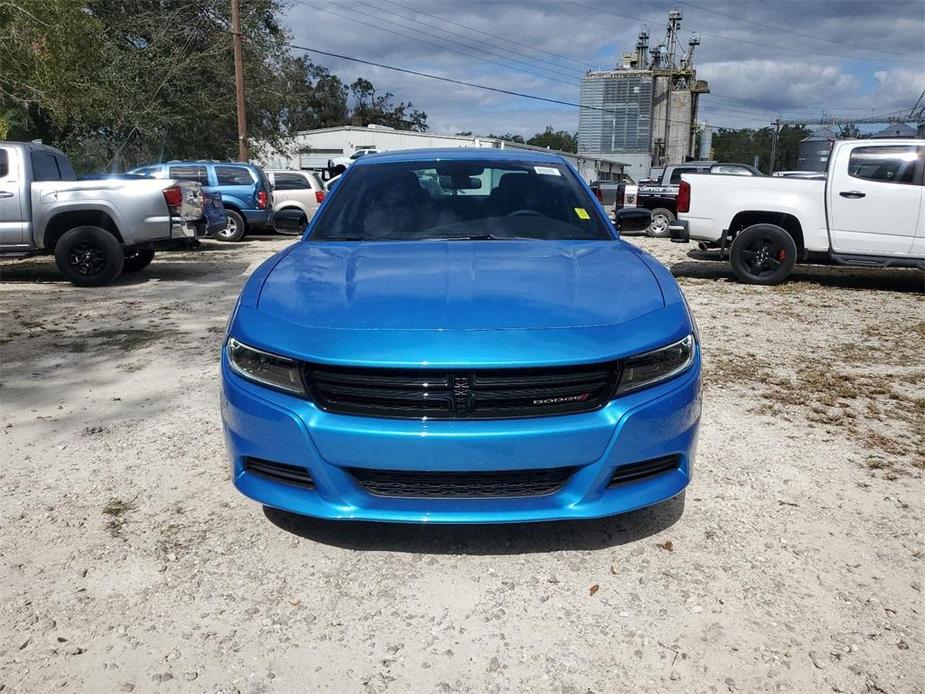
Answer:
[533,166,561,176]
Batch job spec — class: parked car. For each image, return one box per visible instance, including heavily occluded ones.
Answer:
[266,169,325,233]
[329,148,379,170]
[221,148,700,524]
[0,141,205,285]
[672,138,925,284]
[635,161,762,237]
[129,160,272,242]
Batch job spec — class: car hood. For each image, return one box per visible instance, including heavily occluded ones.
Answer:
[257,240,664,331]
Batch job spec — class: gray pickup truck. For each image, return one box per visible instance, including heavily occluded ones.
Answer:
[0,141,205,285]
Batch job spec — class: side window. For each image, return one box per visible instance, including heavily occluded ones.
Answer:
[669,167,696,184]
[168,165,209,184]
[272,173,311,190]
[711,165,751,176]
[848,146,918,185]
[31,151,62,181]
[215,166,255,186]
[0,149,8,178]
[54,154,76,181]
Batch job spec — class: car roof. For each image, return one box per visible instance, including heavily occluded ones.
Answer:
[351,147,568,166]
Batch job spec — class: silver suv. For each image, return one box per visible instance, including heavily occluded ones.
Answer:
[266,169,326,232]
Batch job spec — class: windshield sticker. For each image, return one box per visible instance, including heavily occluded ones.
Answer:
[574,207,591,220]
[533,166,561,176]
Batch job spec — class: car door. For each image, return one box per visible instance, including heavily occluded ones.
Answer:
[214,165,257,211]
[828,144,922,254]
[271,172,318,215]
[0,146,26,246]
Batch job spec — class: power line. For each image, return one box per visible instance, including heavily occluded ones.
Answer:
[310,3,578,87]
[344,0,583,81]
[562,0,922,65]
[375,0,596,72]
[233,33,748,130]
[325,0,582,83]
[676,0,910,59]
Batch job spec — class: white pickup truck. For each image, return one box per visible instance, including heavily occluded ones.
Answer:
[671,139,925,284]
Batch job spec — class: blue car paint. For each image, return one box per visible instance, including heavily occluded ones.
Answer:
[222,148,702,523]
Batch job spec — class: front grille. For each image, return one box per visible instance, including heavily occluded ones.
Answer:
[349,467,576,498]
[244,457,315,489]
[304,362,621,419]
[608,455,679,487]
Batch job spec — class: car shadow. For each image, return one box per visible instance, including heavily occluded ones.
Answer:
[671,254,924,293]
[0,257,253,285]
[262,493,686,555]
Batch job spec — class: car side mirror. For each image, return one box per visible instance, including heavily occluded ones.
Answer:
[274,208,306,235]
[615,208,651,232]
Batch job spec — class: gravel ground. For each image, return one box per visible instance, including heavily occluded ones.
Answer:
[1,235,922,693]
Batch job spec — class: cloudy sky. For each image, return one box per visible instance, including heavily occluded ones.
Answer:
[284,0,925,136]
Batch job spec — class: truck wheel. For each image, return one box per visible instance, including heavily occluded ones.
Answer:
[646,208,674,238]
[729,224,797,285]
[54,226,124,286]
[217,210,246,242]
[122,249,156,273]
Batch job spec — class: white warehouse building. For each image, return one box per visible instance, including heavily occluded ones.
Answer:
[255,125,626,183]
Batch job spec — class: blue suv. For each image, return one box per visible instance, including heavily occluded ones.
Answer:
[130,161,272,241]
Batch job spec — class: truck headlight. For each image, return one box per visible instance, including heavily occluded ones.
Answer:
[616,334,695,395]
[226,338,305,395]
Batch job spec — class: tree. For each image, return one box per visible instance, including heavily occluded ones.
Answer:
[0,0,427,172]
[526,126,577,153]
[347,78,427,131]
[487,133,525,144]
[712,125,810,172]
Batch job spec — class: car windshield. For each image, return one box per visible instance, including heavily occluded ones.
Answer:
[310,159,611,241]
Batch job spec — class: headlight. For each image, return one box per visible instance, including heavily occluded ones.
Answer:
[226,338,305,395]
[616,334,695,395]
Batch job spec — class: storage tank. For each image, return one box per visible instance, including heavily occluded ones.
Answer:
[797,127,836,172]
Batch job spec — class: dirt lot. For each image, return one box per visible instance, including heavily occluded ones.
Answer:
[1,235,922,693]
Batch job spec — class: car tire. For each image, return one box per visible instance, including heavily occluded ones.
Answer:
[646,208,674,238]
[276,210,307,236]
[217,210,246,242]
[54,226,124,286]
[729,223,797,285]
[122,248,156,273]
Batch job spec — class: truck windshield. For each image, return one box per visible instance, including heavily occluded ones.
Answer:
[310,160,611,241]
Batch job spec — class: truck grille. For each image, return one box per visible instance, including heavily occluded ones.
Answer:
[303,362,621,419]
[348,467,576,498]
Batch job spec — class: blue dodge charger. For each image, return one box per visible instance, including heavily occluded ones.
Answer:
[221,149,701,523]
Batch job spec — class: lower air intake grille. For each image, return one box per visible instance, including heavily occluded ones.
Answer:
[244,457,315,489]
[608,455,679,487]
[349,467,575,498]
[303,362,621,420]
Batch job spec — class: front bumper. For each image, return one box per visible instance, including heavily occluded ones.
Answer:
[220,351,702,524]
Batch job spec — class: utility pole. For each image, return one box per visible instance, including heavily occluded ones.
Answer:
[231,0,248,161]
[769,118,780,174]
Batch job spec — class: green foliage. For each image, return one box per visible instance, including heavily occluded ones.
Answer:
[0,0,427,172]
[711,125,811,172]
[526,126,577,153]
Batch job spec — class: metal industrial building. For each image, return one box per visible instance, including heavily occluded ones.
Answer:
[578,9,709,181]
[256,125,626,183]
